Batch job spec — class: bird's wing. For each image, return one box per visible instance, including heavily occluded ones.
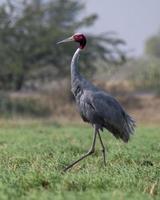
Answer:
[85,91,124,124]
[82,90,135,142]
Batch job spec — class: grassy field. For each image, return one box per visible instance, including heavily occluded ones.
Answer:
[0,120,159,200]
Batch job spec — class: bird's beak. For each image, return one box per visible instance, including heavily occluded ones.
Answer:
[57,36,74,44]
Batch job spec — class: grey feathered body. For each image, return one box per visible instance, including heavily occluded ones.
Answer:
[71,48,135,142]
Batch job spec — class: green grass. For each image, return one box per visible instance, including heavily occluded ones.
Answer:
[0,121,159,200]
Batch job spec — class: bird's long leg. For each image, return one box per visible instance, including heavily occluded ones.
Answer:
[63,127,97,172]
[97,131,107,166]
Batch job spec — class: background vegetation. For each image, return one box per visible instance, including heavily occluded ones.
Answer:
[0,0,125,91]
[0,0,159,118]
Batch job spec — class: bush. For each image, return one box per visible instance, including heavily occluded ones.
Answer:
[129,58,160,93]
[0,92,51,117]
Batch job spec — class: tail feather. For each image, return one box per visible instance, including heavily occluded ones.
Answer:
[122,113,136,142]
[104,113,136,143]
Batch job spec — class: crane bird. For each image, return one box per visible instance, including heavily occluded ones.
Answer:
[57,33,135,172]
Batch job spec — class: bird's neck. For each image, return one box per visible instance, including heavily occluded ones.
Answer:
[70,48,97,96]
[71,48,81,84]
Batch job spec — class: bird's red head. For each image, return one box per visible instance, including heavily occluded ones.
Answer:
[57,33,87,49]
[73,33,87,49]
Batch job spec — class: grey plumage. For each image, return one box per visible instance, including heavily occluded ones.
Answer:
[57,33,135,171]
[71,48,135,143]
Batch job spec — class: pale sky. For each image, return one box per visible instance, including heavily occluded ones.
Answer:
[81,0,160,56]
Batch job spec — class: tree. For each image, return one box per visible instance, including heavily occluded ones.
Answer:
[0,0,126,91]
[145,31,160,58]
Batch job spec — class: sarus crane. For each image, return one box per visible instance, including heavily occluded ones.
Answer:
[57,33,136,172]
